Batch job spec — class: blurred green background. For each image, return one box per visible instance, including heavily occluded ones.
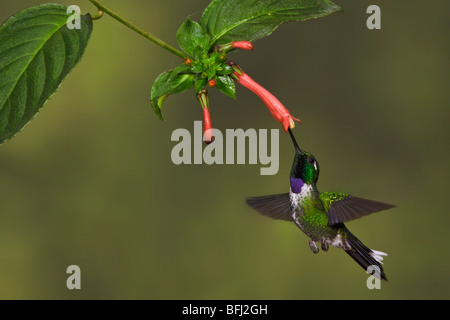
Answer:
[0,0,448,299]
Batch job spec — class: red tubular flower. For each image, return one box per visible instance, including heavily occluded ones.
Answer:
[230,63,301,132]
[231,41,254,51]
[198,89,214,144]
[215,41,253,53]
[202,108,214,144]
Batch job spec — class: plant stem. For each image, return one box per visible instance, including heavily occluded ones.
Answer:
[88,0,187,59]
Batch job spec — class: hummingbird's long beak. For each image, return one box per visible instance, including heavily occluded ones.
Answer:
[288,128,303,154]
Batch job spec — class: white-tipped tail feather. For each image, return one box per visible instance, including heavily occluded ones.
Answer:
[341,229,388,280]
[370,250,387,264]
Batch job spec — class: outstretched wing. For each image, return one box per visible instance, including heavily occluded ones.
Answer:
[246,193,292,221]
[321,192,395,225]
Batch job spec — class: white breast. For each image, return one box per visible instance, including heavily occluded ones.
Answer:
[289,184,314,206]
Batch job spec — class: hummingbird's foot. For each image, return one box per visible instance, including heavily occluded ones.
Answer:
[309,240,319,254]
[321,242,329,252]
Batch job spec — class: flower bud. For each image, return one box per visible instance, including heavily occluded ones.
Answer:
[202,108,214,144]
[215,41,253,53]
[232,41,253,51]
[208,79,216,87]
[197,89,214,144]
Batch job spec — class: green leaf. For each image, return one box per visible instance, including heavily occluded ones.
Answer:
[216,64,233,76]
[176,18,210,57]
[151,71,195,120]
[169,62,191,79]
[194,76,208,94]
[215,76,235,99]
[0,4,93,145]
[190,63,206,74]
[206,69,216,80]
[201,0,342,47]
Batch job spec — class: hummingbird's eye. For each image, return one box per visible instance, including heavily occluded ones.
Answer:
[308,157,318,170]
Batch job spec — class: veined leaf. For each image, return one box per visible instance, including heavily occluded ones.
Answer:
[201,0,342,47]
[176,18,210,58]
[194,77,208,94]
[169,62,192,79]
[151,71,195,120]
[215,76,235,99]
[0,4,93,145]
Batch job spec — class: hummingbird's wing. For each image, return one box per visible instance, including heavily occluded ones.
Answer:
[320,192,395,225]
[246,193,292,221]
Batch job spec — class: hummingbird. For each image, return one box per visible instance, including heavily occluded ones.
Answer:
[246,129,395,280]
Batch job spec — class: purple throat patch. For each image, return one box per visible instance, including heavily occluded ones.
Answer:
[290,177,304,193]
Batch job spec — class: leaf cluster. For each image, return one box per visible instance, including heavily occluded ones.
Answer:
[0,1,341,144]
[151,0,341,120]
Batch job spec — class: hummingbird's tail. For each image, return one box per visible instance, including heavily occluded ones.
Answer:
[343,230,388,281]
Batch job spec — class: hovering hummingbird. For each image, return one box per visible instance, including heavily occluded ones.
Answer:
[246,129,395,280]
